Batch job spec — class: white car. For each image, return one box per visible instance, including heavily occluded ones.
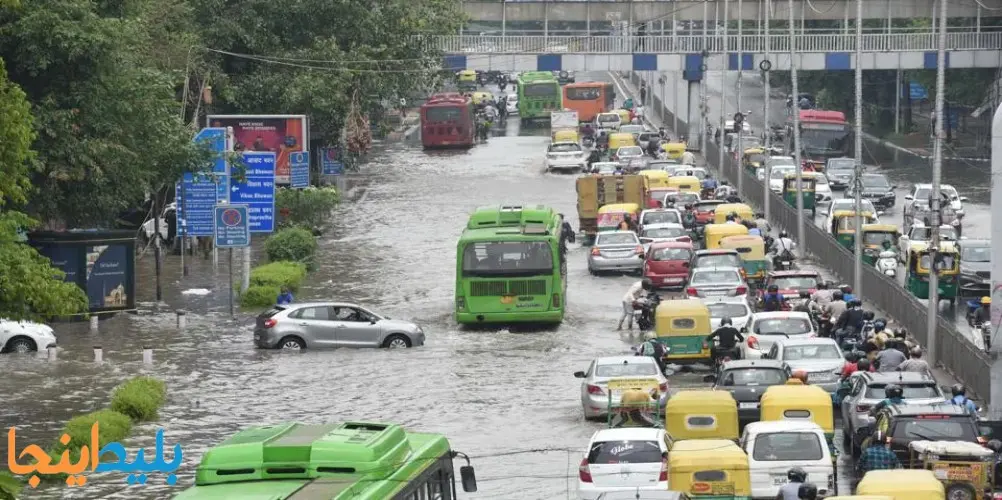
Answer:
[741,421,835,499]
[505,97,518,114]
[591,162,620,175]
[898,222,959,261]
[739,312,816,360]
[639,209,682,228]
[613,146,644,166]
[813,173,833,204]
[705,296,753,330]
[905,183,967,220]
[575,356,669,420]
[638,223,689,248]
[767,166,796,194]
[545,141,587,173]
[1,319,57,353]
[578,428,669,500]
[595,112,622,131]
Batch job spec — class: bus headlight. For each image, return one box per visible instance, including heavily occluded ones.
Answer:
[456,297,466,311]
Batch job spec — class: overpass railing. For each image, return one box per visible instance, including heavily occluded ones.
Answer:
[627,73,991,400]
[428,32,1002,54]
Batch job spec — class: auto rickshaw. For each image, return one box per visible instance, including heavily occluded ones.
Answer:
[470,91,493,106]
[606,378,663,429]
[860,224,900,265]
[907,440,993,500]
[608,132,637,150]
[654,299,712,365]
[824,497,894,500]
[667,175,701,194]
[664,390,739,444]
[703,223,749,250]
[742,147,768,174]
[855,469,947,500]
[712,203,754,225]
[760,385,835,452]
[667,439,752,500]
[661,142,686,160]
[614,108,632,125]
[638,169,670,189]
[457,70,477,91]
[551,129,580,144]
[906,241,960,305]
[719,235,768,286]
[782,172,818,217]
[830,210,878,249]
[596,203,642,233]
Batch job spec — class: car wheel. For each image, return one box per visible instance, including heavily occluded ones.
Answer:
[5,336,37,354]
[383,334,412,349]
[278,336,306,350]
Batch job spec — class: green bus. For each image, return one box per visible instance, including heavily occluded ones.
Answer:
[455,204,567,325]
[173,421,478,500]
[516,71,563,122]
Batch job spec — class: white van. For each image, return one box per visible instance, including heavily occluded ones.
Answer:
[740,421,835,499]
[595,112,622,131]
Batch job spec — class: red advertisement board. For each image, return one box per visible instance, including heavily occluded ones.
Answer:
[207,115,308,184]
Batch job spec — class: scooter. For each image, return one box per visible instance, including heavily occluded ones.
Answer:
[966,300,982,327]
[978,323,992,350]
[633,292,662,331]
[875,250,897,277]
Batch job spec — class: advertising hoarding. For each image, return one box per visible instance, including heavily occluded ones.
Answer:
[206,115,308,185]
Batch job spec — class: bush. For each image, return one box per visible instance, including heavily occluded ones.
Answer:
[40,410,132,482]
[276,186,339,230]
[265,227,318,264]
[0,472,21,500]
[240,284,281,308]
[250,261,307,290]
[110,376,167,422]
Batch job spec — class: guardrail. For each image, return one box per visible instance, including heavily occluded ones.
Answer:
[627,71,992,401]
[426,32,1002,54]
[464,27,1002,37]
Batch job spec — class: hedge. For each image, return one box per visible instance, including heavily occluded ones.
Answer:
[240,285,281,308]
[241,261,308,308]
[109,376,167,421]
[0,472,21,500]
[276,186,339,230]
[265,227,318,264]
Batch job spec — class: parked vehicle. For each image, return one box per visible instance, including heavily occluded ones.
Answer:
[254,302,426,350]
[0,319,57,354]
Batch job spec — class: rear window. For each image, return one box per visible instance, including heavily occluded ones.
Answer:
[691,270,740,284]
[752,432,824,461]
[891,417,977,441]
[642,211,681,225]
[642,227,685,239]
[865,384,941,400]
[259,307,286,318]
[652,247,692,261]
[587,440,663,464]
[597,233,639,245]
[694,254,742,269]
[753,318,812,335]
[783,344,841,361]
[721,368,787,386]
[771,276,819,290]
[707,302,749,319]
[425,107,462,122]
[598,114,620,123]
[595,362,658,378]
[618,147,642,156]
[549,143,581,153]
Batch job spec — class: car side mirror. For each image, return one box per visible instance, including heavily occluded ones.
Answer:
[740,327,748,333]
[460,465,478,492]
[574,371,586,378]
[904,195,914,201]
[960,196,969,202]
[891,185,898,189]
[702,374,717,383]
[369,318,377,324]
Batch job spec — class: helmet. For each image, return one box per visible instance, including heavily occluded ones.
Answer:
[841,284,853,294]
[817,281,829,289]
[851,298,863,308]
[726,214,735,221]
[844,351,859,363]
[720,317,733,326]
[768,284,779,292]
[988,440,1002,453]
[799,290,811,299]
[982,296,992,305]
[857,358,871,372]
[910,347,922,358]
[644,331,656,340]
[787,467,807,483]
[952,384,966,397]
[721,180,729,186]
[791,370,808,383]
[641,278,653,291]
[797,483,819,500]
[885,384,903,399]
[833,291,844,301]
[779,230,789,238]
[863,311,875,321]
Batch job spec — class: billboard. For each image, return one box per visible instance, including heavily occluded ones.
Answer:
[206,115,308,185]
[30,230,137,315]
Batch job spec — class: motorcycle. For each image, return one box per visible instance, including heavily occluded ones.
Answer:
[633,292,662,331]
[772,251,795,271]
[875,250,897,277]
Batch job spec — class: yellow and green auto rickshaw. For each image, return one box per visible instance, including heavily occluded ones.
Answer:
[712,203,754,225]
[614,109,632,125]
[782,172,818,217]
[719,235,768,286]
[860,224,900,266]
[667,175,701,194]
[655,300,712,365]
[661,142,686,160]
[905,241,960,305]
[855,469,946,500]
[457,70,477,91]
[829,210,878,249]
[742,148,769,175]
[703,223,750,250]
[596,203,642,233]
[638,169,670,189]
[664,390,739,445]
[667,439,752,499]
[470,91,493,106]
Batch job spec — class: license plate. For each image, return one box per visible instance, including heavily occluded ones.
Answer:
[781,261,791,265]
[773,477,788,486]
[739,402,758,409]
[706,292,726,296]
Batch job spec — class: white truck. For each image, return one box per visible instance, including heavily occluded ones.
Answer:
[550,110,579,141]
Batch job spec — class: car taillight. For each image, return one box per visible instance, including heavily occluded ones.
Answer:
[635,245,645,254]
[658,461,668,482]
[735,285,747,295]
[263,319,277,328]
[686,287,697,296]
[677,236,691,242]
[579,458,593,483]
[591,247,601,256]
[552,293,561,308]
[587,384,604,395]
[747,336,759,349]
[855,404,870,413]
[659,382,669,392]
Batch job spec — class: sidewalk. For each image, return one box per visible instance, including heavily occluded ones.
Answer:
[611,71,982,405]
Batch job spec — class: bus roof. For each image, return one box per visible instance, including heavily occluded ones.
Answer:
[517,71,558,83]
[465,204,558,230]
[424,93,470,107]
[563,81,611,88]
[798,110,846,123]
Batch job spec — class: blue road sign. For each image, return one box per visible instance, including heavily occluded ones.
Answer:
[214,204,251,248]
[176,173,219,236]
[231,152,276,233]
[215,174,229,203]
[320,147,344,175]
[908,82,929,101]
[194,127,228,175]
[290,151,310,188]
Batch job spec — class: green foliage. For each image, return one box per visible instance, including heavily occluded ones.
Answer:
[265,227,318,263]
[40,410,133,482]
[240,284,281,308]
[250,261,307,290]
[109,376,167,422]
[276,186,339,230]
[0,472,21,500]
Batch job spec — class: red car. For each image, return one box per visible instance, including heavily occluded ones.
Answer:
[693,200,726,225]
[761,270,822,300]
[644,241,694,289]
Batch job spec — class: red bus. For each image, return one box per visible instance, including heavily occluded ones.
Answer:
[786,110,851,171]
[421,93,475,149]
[562,82,615,123]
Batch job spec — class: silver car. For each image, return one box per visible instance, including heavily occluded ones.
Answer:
[613,146,644,166]
[574,356,669,420]
[591,162,620,175]
[839,371,946,456]
[588,231,644,274]
[684,266,748,299]
[638,223,689,246]
[545,141,586,173]
[763,338,844,393]
[254,302,425,350]
[705,297,753,330]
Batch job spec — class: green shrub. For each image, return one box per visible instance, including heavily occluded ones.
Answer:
[110,376,167,422]
[40,410,133,482]
[250,261,307,290]
[240,284,281,308]
[265,227,318,263]
[0,472,21,500]
[276,186,339,230]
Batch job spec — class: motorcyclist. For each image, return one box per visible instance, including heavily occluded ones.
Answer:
[682,204,697,228]
[587,148,603,167]
[859,310,876,339]
[770,230,797,268]
[581,123,595,138]
[725,213,739,225]
[658,127,668,140]
[797,483,819,500]
[811,281,833,308]
[725,192,742,203]
[857,430,902,475]
[840,284,856,303]
[700,177,719,196]
[706,317,744,365]
[680,149,696,165]
[950,384,979,414]
[775,467,807,500]
[835,299,865,345]
[792,291,812,313]
[762,284,785,312]
[974,296,991,326]
[826,291,847,321]
[597,129,610,149]
[840,351,861,379]
[869,384,904,416]
[618,278,653,330]
[753,212,771,234]
[855,357,873,374]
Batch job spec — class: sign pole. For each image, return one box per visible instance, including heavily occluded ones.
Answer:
[229,247,235,318]
[181,183,188,276]
[214,203,251,316]
[243,244,251,293]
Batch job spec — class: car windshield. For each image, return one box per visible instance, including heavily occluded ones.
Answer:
[618,147,642,156]
[771,168,794,179]
[695,254,742,268]
[643,227,685,239]
[833,200,875,213]
[828,159,855,171]
[862,175,890,188]
[673,193,699,205]
[639,133,654,141]
[587,440,663,465]
[754,318,812,335]
[595,363,658,377]
[598,114,620,123]
[692,270,740,285]
[962,246,991,262]
[461,241,554,277]
[621,126,644,134]
[707,302,749,319]
[865,384,941,400]
[598,233,639,245]
[651,247,692,261]
[722,368,787,386]
[863,231,897,247]
[783,344,841,361]
[771,276,819,290]
[550,143,581,153]
[891,418,977,441]
[752,432,824,461]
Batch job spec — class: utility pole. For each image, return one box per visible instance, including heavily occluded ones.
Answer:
[989,101,1002,420]
[763,0,772,221]
[718,0,729,176]
[736,0,744,198]
[788,0,805,252]
[852,0,864,296]
[927,0,948,366]
[700,0,708,154]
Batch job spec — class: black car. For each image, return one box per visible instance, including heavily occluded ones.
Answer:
[868,403,980,462]
[703,359,791,425]
[847,173,896,209]
[959,239,991,296]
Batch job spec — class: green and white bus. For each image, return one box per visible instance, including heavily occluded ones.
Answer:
[173,421,477,500]
[455,204,567,325]
[516,71,563,122]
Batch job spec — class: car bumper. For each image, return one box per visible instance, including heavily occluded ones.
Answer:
[546,160,586,172]
[411,332,426,346]
[645,271,687,288]
[815,192,833,203]
[867,197,895,208]
[253,328,280,348]
[810,381,839,394]
[578,483,670,500]
[583,394,610,418]
[960,277,990,294]
[456,310,563,324]
[829,179,850,189]
[589,255,645,272]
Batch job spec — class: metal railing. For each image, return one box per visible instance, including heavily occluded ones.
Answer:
[426,32,1002,54]
[463,27,1002,37]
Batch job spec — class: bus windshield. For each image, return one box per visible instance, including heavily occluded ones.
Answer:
[523,83,559,97]
[800,124,850,154]
[425,107,462,122]
[462,241,554,276]
[566,86,602,100]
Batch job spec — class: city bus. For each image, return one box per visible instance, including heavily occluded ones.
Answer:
[420,93,475,148]
[173,421,478,500]
[516,71,563,122]
[786,109,851,171]
[455,204,567,325]
[562,82,615,122]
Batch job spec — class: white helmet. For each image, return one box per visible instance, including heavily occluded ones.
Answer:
[644,331,656,340]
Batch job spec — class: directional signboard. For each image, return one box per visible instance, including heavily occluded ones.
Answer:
[290,151,310,188]
[214,204,250,248]
[230,152,276,233]
[176,174,219,236]
[321,147,344,175]
[194,127,228,175]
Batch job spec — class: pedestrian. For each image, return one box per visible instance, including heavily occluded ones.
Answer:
[639,84,647,106]
[276,286,294,305]
[618,279,652,330]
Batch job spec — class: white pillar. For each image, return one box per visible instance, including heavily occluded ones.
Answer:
[47,346,57,362]
[988,102,1002,418]
[94,346,103,364]
[143,347,154,365]
[89,315,98,333]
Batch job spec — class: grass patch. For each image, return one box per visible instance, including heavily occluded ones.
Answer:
[109,376,167,422]
[249,261,307,290]
[265,226,318,264]
[39,410,133,483]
